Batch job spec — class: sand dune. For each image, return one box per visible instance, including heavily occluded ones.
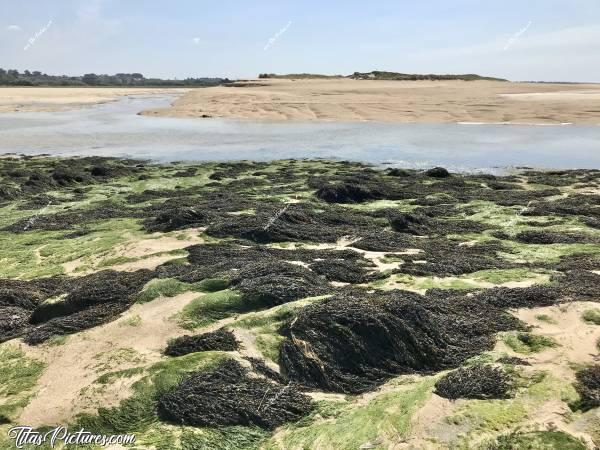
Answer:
[141,78,600,124]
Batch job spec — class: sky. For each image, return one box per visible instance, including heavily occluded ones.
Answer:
[1,0,600,82]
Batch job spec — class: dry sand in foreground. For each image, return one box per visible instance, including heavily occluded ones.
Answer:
[0,87,187,113]
[141,78,600,124]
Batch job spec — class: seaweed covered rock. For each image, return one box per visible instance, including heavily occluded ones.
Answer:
[230,261,330,307]
[388,212,429,235]
[136,189,261,229]
[157,359,313,429]
[205,204,375,244]
[4,201,146,233]
[425,167,451,178]
[434,365,513,400]
[0,307,32,342]
[279,291,520,393]
[24,270,154,345]
[163,242,370,284]
[474,285,561,309]
[556,254,600,272]
[164,328,239,356]
[514,230,599,245]
[51,168,89,186]
[2,157,141,201]
[245,357,287,384]
[315,183,382,203]
[574,365,600,410]
[583,216,600,229]
[387,205,493,235]
[30,270,154,324]
[553,270,600,301]
[398,254,511,277]
[386,168,412,177]
[0,185,20,201]
[352,232,419,252]
[90,165,112,177]
[144,207,210,232]
[0,277,67,343]
[309,259,379,284]
[24,304,125,345]
[394,240,512,276]
[522,194,600,218]
[0,277,65,310]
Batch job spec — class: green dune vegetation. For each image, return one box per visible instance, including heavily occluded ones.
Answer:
[0,155,599,449]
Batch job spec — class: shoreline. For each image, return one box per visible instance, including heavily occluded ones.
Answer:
[0,87,187,113]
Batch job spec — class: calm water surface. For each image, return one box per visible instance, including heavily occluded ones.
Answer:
[1,94,599,172]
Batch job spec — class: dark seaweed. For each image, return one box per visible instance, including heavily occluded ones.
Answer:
[157,359,313,429]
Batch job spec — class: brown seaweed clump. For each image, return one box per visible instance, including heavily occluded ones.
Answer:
[315,183,383,203]
[574,365,600,410]
[279,290,520,394]
[164,328,239,356]
[205,203,375,244]
[514,230,599,245]
[552,270,600,301]
[434,365,513,400]
[229,261,330,308]
[309,259,380,284]
[23,270,154,345]
[157,359,313,429]
[474,285,561,309]
[425,167,451,178]
[0,277,67,343]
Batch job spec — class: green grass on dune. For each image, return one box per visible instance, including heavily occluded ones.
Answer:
[0,345,45,422]
[177,289,246,329]
[372,268,551,292]
[265,377,435,450]
[497,239,600,265]
[535,314,558,324]
[503,332,558,354]
[76,352,226,436]
[134,276,229,304]
[485,431,586,450]
[74,351,271,450]
[0,218,144,279]
[136,278,198,303]
[176,288,320,332]
[233,296,330,362]
[449,371,579,448]
[179,427,269,450]
[582,308,600,325]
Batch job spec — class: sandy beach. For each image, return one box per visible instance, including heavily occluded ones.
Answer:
[141,78,600,124]
[0,87,187,113]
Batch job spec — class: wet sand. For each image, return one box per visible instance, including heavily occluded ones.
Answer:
[0,87,187,113]
[141,78,600,124]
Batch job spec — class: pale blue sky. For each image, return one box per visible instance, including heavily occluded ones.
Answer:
[1,0,600,81]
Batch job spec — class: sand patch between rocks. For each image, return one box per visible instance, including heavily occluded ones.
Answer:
[18,291,202,426]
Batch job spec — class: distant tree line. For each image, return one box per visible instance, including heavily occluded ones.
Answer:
[349,71,507,82]
[0,69,230,87]
[258,73,343,79]
[258,71,507,82]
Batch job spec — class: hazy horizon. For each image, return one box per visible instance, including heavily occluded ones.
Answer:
[2,0,600,83]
